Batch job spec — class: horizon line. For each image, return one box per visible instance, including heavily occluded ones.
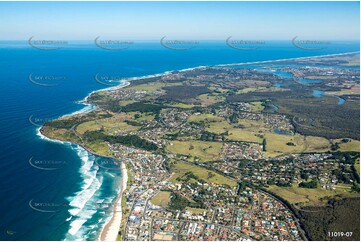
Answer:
[0,39,360,42]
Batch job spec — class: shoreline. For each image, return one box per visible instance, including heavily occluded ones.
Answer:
[216,51,359,67]
[36,50,359,241]
[36,80,132,241]
[99,161,128,241]
[37,124,128,241]
[70,51,360,113]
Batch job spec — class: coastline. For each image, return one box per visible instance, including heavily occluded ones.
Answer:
[36,50,359,241]
[37,119,128,241]
[99,161,128,241]
[216,51,359,67]
[36,80,133,241]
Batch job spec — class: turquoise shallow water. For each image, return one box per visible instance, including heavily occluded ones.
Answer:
[0,41,358,240]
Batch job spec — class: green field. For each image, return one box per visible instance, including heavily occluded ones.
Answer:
[169,102,194,109]
[220,117,332,157]
[42,127,82,144]
[76,117,139,135]
[263,133,306,157]
[339,57,360,66]
[196,94,224,106]
[333,138,360,152]
[131,112,155,121]
[169,161,237,187]
[304,136,331,151]
[238,119,271,132]
[218,118,268,143]
[85,141,112,156]
[267,183,357,206]
[236,87,258,94]
[186,207,208,215]
[227,129,263,143]
[249,101,265,112]
[119,100,135,106]
[151,191,171,207]
[167,140,222,162]
[326,87,360,96]
[264,133,331,158]
[128,81,180,92]
[205,121,233,134]
[208,86,229,94]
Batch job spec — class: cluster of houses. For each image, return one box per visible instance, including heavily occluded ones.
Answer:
[108,141,304,241]
[110,144,168,241]
[219,142,264,162]
[237,112,293,134]
[106,88,147,102]
[149,181,302,241]
[211,152,354,190]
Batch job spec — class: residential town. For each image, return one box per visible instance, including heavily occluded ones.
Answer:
[207,152,359,190]
[109,143,304,241]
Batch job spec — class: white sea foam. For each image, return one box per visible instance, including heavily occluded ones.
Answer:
[36,127,68,145]
[34,80,129,241]
[66,147,101,216]
[66,204,98,238]
[68,219,87,236]
[61,103,96,118]
[35,131,104,240]
[64,146,105,240]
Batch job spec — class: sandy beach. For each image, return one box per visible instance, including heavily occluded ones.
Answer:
[99,161,128,241]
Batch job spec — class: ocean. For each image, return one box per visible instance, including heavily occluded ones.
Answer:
[0,40,359,240]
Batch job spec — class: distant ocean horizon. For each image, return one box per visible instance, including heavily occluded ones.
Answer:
[0,41,359,240]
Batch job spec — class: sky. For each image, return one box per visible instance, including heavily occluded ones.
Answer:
[0,1,359,40]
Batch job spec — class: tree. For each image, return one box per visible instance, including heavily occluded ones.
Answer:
[207,172,215,179]
[300,172,309,181]
[262,138,267,151]
[299,180,317,188]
